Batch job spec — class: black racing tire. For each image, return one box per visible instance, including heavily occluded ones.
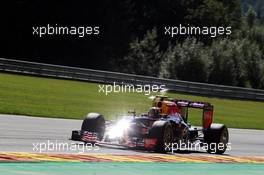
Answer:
[203,123,229,154]
[81,113,105,141]
[149,121,174,153]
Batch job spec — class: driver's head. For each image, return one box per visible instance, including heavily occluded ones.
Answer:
[148,107,160,117]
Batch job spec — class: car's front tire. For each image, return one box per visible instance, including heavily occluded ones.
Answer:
[149,121,174,153]
[81,113,105,141]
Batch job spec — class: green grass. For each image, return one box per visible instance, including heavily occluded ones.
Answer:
[0,72,264,129]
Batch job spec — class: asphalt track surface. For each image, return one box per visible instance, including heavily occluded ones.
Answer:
[0,114,264,156]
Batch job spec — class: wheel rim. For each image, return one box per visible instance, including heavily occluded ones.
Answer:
[163,126,173,144]
[221,129,228,144]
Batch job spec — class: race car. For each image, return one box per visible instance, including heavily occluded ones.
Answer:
[71,95,229,154]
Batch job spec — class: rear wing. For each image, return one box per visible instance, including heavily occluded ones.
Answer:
[172,99,213,110]
[153,96,213,129]
[173,99,213,129]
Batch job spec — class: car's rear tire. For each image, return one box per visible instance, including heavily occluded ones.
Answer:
[81,113,105,141]
[204,123,229,154]
[149,121,174,153]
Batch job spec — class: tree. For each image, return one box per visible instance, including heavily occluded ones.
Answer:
[159,38,211,83]
[241,40,264,88]
[209,39,247,87]
[159,43,180,79]
[123,28,162,76]
[184,0,242,29]
[256,0,264,22]
[246,6,256,28]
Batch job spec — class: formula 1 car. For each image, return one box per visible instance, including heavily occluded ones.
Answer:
[71,95,229,154]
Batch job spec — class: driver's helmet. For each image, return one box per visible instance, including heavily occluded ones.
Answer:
[148,107,160,118]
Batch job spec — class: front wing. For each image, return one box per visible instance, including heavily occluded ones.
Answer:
[71,130,157,150]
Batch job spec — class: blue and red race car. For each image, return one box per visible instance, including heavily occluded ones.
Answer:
[71,95,229,154]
